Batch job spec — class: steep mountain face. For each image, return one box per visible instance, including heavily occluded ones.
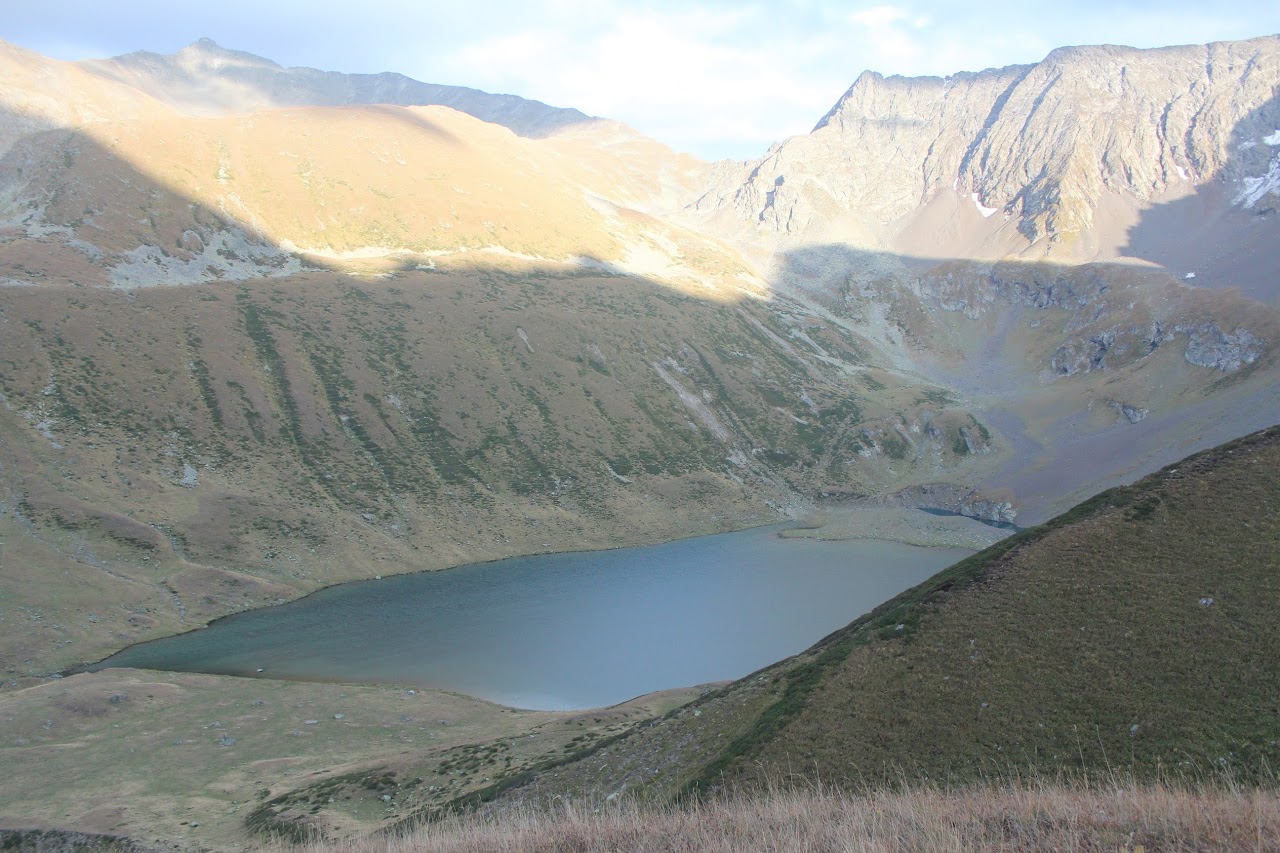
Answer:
[84,38,593,139]
[691,35,1280,280]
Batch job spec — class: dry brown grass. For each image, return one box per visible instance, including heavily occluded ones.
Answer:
[282,780,1280,852]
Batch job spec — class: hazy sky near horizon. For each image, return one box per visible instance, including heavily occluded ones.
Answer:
[6,1,1280,160]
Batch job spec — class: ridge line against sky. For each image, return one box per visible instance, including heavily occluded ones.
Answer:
[6,1,1280,161]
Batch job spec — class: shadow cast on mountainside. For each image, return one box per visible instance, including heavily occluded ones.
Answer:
[1,89,1278,535]
[1117,89,1280,304]
[345,103,466,145]
[0,104,910,585]
[768,233,1280,524]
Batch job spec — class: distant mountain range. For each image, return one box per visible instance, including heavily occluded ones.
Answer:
[85,37,595,138]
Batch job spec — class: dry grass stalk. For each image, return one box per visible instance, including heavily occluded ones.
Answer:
[280,779,1280,852]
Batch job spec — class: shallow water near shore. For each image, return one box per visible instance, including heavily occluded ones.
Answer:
[93,526,971,710]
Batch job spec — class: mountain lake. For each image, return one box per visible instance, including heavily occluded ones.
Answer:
[91,525,972,710]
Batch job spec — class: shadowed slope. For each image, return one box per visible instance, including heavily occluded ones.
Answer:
[1118,88,1280,304]
[0,85,1001,689]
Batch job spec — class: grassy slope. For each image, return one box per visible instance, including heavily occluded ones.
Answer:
[725,424,1280,789]
[481,425,1280,811]
[0,265,989,683]
[0,666,703,849]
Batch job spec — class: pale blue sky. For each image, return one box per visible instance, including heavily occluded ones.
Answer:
[6,1,1279,159]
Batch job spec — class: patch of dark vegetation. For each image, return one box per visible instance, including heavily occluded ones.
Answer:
[407,395,479,487]
[390,727,639,834]
[914,388,953,406]
[0,829,154,852]
[244,792,326,844]
[240,299,304,449]
[881,436,909,460]
[185,327,224,428]
[969,413,991,443]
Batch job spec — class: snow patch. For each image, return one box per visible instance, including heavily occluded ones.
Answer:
[970,192,999,218]
[1184,272,1196,279]
[1173,164,1189,181]
[1235,154,1280,208]
[1264,130,1280,146]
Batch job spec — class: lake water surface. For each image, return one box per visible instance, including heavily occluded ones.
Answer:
[93,526,970,710]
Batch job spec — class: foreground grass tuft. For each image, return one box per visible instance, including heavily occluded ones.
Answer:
[280,779,1280,852]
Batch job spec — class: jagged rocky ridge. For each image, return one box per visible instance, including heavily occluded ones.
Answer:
[691,35,1280,262]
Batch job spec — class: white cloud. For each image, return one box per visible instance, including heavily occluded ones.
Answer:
[848,5,914,27]
[432,5,851,158]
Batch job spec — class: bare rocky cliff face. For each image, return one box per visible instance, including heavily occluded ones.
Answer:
[691,35,1280,266]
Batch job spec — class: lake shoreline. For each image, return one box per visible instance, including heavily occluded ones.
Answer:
[66,508,990,686]
[82,526,975,710]
[783,506,1014,550]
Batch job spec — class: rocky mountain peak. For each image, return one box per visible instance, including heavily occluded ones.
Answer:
[173,37,282,71]
[692,33,1280,275]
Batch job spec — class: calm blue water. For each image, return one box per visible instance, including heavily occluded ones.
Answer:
[93,526,970,710]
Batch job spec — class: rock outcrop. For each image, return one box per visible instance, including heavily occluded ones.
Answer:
[869,483,1018,525]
